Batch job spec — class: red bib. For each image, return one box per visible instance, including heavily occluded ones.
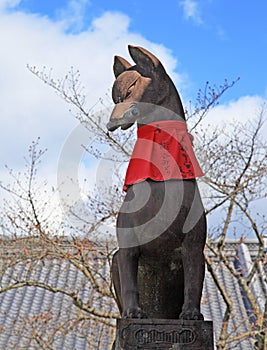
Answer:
[123,120,204,191]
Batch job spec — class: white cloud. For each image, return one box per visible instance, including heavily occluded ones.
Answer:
[0,3,266,232]
[0,0,21,10]
[179,0,203,25]
[0,4,185,215]
[56,0,91,33]
[202,95,267,131]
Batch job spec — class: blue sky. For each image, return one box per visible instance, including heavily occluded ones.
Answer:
[13,0,267,101]
[0,0,266,229]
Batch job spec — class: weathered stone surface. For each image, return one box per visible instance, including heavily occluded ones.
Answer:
[109,46,207,322]
[113,318,214,350]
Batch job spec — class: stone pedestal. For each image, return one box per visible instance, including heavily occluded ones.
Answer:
[112,318,214,350]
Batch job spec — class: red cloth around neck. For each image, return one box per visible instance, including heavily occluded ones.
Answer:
[123,120,204,191]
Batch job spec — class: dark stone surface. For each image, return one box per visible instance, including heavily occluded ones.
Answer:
[113,318,214,350]
[109,45,207,321]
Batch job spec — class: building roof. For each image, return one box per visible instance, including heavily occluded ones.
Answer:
[0,238,266,349]
[202,239,267,350]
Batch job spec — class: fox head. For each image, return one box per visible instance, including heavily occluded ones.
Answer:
[107,45,185,131]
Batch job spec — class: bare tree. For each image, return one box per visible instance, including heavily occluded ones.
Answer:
[0,65,266,349]
[199,107,267,349]
[0,140,119,349]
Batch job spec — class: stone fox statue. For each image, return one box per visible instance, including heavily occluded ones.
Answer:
[107,45,206,320]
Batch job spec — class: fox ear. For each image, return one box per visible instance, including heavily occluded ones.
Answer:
[113,56,132,78]
[128,45,165,73]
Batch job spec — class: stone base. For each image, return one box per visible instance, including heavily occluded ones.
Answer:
[112,318,214,350]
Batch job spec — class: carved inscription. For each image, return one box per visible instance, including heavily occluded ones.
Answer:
[116,319,214,350]
[135,328,195,345]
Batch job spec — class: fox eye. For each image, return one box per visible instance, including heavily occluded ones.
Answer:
[125,82,136,99]
[125,90,131,99]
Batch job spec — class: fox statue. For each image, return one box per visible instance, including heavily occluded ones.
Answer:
[107,45,206,321]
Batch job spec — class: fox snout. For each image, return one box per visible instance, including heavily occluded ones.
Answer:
[107,103,140,131]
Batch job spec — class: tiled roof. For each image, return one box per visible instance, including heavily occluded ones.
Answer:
[0,240,116,350]
[202,240,267,349]
[0,239,266,349]
[202,263,254,349]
